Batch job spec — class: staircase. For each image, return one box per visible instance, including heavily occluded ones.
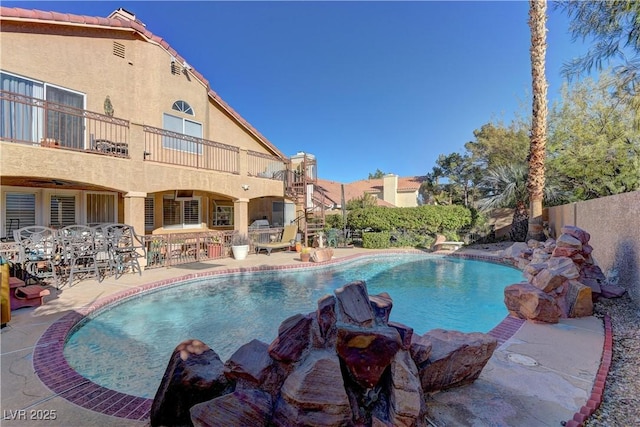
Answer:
[284,154,326,246]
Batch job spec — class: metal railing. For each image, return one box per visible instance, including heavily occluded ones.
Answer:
[0,90,130,158]
[143,228,291,268]
[247,150,287,181]
[143,125,240,173]
[143,230,237,269]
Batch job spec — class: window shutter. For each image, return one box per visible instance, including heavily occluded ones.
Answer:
[86,193,116,224]
[5,193,36,232]
[145,197,154,231]
[50,195,75,227]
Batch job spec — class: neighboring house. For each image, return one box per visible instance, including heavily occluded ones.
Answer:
[315,174,426,209]
[0,7,298,239]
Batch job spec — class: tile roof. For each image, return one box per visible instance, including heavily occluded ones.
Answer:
[315,175,426,208]
[0,6,286,160]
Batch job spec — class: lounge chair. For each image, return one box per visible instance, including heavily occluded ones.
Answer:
[255,225,298,255]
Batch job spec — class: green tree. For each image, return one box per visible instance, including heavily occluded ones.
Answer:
[464,121,530,171]
[419,167,447,205]
[367,169,385,179]
[527,0,549,241]
[346,192,378,210]
[547,74,640,199]
[477,164,529,211]
[434,153,482,207]
[558,0,640,122]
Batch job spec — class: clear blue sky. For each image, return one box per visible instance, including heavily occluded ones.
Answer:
[4,1,588,183]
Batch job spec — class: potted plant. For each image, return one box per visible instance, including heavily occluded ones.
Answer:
[231,233,250,260]
[300,246,312,262]
[207,234,223,258]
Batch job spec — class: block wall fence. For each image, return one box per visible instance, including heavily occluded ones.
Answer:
[547,190,640,305]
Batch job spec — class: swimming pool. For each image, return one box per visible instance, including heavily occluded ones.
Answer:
[63,254,522,398]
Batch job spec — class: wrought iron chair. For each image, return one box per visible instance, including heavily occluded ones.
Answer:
[103,224,146,278]
[326,228,339,248]
[58,225,100,286]
[13,226,62,289]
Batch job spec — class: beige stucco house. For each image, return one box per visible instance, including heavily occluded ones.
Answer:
[315,174,426,209]
[0,7,303,240]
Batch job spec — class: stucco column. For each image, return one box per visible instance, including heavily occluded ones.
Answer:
[123,191,147,233]
[123,191,147,266]
[234,198,249,236]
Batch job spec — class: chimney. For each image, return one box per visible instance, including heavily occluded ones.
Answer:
[108,8,145,26]
[383,174,398,206]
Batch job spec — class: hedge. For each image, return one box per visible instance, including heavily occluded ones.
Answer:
[348,205,472,234]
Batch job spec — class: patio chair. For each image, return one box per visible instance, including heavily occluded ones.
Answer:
[13,226,62,289]
[58,225,100,286]
[91,224,114,279]
[326,228,339,248]
[103,224,146,278]
[255,224,298,255]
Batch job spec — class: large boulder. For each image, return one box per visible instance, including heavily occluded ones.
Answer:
[409,333,433,367]
[389,350,425,427]
[190,389,272,427]
[316,295,338,347]
[566,280,594,317]
[560,225,591,245]
[150,339,228,427]
[336,325,402,389]
[504,283,562,323]
[369,292,393,324]
[531,257,579,292]
[224,339,274,386]
[417,329,497,393]
[311,248,334,263]
[389,321,414,350]
[272,350,352,427]
[552,233,583,258]
[268,314,313,363]
[335,281,375,327]
[500,242,530,262]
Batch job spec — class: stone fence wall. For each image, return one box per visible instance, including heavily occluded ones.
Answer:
[547,191,640,305]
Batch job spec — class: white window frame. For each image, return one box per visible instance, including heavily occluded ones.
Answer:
[162,194,201,229]
[212,202,233,227]
[1,70,87,147]
[162,112,203,154]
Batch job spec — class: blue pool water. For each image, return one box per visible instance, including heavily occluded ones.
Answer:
[64,254,522,398]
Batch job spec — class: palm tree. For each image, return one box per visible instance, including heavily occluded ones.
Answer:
[477,164,529,241]
[527,0,548,241]
[478,163,567,241]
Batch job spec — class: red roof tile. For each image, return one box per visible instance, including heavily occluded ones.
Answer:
[315,175,425,208]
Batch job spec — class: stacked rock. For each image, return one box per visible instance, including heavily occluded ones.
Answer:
[502,225,625,323]
[151,281,498,427]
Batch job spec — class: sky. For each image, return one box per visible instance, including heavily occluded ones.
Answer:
[3,1,590,183]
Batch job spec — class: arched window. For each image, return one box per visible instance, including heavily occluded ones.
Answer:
[172,100,193,115]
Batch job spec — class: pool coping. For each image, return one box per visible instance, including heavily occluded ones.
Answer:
[31,250,586,421]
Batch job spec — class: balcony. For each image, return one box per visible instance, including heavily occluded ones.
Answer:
[1,90,288,180]
[0,90,129,157]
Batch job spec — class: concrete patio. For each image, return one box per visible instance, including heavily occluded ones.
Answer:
[1,247,606,426]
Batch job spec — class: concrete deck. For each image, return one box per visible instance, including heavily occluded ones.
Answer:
[1,247,605,426]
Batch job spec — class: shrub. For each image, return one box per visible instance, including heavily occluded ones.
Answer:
[362,231,391,249]
[347,205,472,234]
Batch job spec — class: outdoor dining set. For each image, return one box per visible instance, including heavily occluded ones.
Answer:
[10,223,146,289]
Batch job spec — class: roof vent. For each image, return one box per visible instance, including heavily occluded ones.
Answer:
[113,42,125,59]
